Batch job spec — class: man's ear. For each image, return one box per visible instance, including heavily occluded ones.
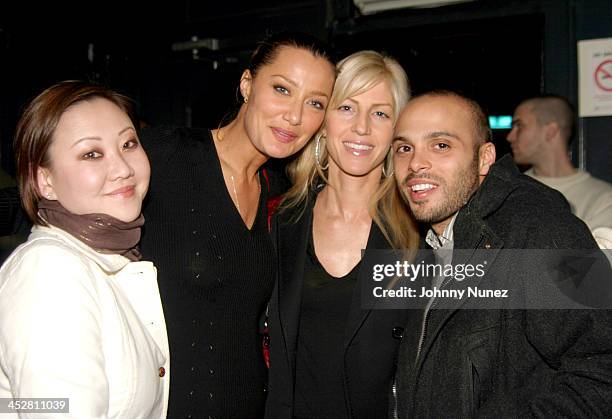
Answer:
[239,69,253,103]
[478,142,496,178]
[544,122,559,143]
[36,167,56,200]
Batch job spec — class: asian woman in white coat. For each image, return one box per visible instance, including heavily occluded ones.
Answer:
[0,81,169,418]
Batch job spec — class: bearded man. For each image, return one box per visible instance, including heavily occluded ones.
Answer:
[390,90,612,417]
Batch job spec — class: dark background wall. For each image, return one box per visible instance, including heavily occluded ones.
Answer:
[1,0,610,181]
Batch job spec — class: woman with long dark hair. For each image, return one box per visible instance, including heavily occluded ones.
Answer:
[140,32,336,417]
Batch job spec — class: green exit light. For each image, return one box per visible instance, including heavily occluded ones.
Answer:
[488,115,513,129]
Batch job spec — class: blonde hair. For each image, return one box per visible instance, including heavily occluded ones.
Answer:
[282,50,418,249]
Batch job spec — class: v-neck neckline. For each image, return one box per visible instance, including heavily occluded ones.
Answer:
[207,131,265,232]
[309,204,373,279]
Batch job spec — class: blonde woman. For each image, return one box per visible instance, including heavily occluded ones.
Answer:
[266,51,419,418]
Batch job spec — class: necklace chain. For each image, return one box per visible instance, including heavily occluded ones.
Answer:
[229,174,261,216]
[230,175,241,214]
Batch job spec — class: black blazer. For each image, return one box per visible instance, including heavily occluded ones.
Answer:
[265,199,414,419]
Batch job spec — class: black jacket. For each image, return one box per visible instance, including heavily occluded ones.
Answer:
[395,155,612,418]
[265,199,414,419]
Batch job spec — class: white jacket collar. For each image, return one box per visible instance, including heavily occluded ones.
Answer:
[29,225,132,274]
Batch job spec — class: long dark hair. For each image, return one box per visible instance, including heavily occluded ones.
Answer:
[218,32,336,128]
[248,31,335,78]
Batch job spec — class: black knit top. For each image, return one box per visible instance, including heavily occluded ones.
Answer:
[140,127,275,419]
[293,232,358,418]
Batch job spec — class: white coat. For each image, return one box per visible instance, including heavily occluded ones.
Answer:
[0,225,169,418]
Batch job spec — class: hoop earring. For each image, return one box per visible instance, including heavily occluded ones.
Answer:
[382,158,393,178]
[315,135,329,171]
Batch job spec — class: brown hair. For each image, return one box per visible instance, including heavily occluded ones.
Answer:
[219,31,337,128]
[14,80,136,225]
[520,94,575,144]
[248,31,335,78]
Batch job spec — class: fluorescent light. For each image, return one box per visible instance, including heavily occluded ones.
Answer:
[489,115,513,130]
[354,0,476,14]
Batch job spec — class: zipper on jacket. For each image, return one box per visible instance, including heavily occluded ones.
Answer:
[414,274,453,365]
[414,311,429,365]
[391,377,399,419]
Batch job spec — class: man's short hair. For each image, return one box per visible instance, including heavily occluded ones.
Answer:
[520,94,575,143]
[414,90,492,147]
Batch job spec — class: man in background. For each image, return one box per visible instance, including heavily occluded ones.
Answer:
[507,94,612,247]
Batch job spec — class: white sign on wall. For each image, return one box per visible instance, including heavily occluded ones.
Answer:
[578,37,612,117]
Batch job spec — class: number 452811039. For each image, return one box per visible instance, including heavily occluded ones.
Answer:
[2,398,69,413]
